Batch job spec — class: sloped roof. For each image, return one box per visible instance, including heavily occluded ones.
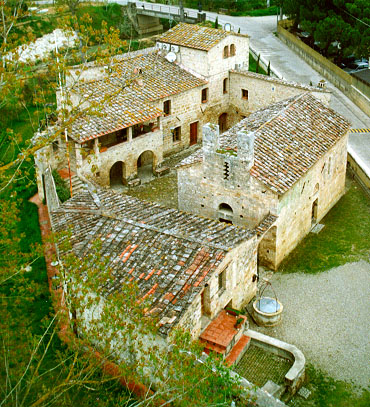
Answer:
[69,51,207,143]
[50,187,256,335]
[158,22,246,51]
[178,93,350,194]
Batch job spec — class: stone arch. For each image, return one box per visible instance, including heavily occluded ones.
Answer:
[223,45,229,58]
[230,43,236,56]
[109,161,126,187]
[137,150,156,182]
[218,202,233,224]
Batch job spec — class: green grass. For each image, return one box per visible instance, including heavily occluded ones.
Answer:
[280,177,370,274]
[289,365,370,407]
[231,5,279,16]
[249,53,268,75]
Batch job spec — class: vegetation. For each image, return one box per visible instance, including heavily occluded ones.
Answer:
[155,0,280,16]
[249,53,268,75]
[283,0,370,60]
[52,169,71,202]
[290,364,370,407]
[280,177,370,274]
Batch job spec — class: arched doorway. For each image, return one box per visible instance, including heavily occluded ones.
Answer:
[110,161,126,187]
[218,113,228,133]
[218,203,233,224]
[137,151,154,182]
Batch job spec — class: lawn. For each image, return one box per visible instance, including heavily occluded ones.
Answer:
[279,176,370,274]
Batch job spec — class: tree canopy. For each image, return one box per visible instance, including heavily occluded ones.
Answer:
[283,0,370,58]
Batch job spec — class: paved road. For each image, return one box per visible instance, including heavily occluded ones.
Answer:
[119,1,370,177]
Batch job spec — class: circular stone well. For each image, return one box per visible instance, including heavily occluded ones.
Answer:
[252,296,283,327]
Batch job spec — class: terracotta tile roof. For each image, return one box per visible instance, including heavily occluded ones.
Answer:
[178,93,350,194]
[50,187,257,335]
[158,22,246,51]
[69,51,206,143]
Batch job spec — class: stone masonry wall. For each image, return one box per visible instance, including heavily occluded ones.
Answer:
[178,236,258,339]
[178,125,278,229]
[229,71,330,116]
[275,134,348,266]
[153,86,207,155]
[178,162,277,229]
[77,129,163,185]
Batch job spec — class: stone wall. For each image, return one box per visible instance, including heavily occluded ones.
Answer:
[155,86,208,155]
[159,33,249,79]
[275,134,348,266]
[178,125,278,229]
[229,71,330,116]
[76,128,164,186]
[178,236,258,339]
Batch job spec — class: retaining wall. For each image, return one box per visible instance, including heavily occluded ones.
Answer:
[277,20,370,117]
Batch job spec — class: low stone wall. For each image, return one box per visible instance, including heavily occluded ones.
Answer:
[246,329,305,397]
[277,20,370,117]
[44,166,60,211]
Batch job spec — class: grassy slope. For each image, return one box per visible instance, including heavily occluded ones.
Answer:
[280,177,370,274]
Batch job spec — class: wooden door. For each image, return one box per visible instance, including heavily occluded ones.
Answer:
[190,121,198,145]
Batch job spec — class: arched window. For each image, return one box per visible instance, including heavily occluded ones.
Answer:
[230,44,235,56]
[223,45,229,59]
[218,203,233,224]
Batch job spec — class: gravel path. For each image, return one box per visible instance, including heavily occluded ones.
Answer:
[249,261,370,389]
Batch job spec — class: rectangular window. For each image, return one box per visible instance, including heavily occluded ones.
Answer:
[242,89,249,100]
[172,126,181,142]
[223,78,228,94]
[201,88,208,103]
[218,268,226,293]
[163,100,171,116]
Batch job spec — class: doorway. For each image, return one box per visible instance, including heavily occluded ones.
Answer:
[190,121,198,145]
[312,198,318,224]
[218,113,228,133]
[110,161,126,187]
[137,150,154,182]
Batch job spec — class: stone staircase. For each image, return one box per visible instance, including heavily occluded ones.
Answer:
[70,174,86,195]
[199,310,251,366]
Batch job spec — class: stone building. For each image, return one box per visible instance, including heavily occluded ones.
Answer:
[35,23,330,198]
[49,184,278,352]
[177,93,350,269]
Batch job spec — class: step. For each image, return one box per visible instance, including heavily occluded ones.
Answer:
[225,335,251,366]
[201,340,226,355]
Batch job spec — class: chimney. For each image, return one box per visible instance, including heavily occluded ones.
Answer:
[237,130,255,169]
[202,123,219,153]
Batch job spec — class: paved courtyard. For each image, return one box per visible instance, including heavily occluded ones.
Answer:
[250,260,370,390]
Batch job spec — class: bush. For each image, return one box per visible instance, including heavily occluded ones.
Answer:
[52,169,70,203]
